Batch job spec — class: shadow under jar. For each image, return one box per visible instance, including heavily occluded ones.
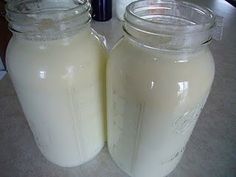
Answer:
[107,1,215,177]
[6,0,107,167]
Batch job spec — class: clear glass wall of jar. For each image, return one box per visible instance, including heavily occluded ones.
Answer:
[6,0,107,167]
[116,0,136,21]
[107,1,215,177]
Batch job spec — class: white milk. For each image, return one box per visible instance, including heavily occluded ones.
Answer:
[7,27,107,167]
[107,38,215,177]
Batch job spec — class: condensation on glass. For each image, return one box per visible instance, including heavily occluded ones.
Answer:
[107,1,216,177]
[6,0,107,167]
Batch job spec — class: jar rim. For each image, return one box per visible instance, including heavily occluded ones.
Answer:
[5,0,91,40]
[124,0,216,50]
[125,0,215,33]
[6,0,90,16]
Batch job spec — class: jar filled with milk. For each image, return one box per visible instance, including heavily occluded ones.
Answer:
[6,0,107,167]
[108,1,216,177]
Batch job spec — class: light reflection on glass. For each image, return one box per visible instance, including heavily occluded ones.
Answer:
[178,81,188,95]
[178,81,189,103]
[153,58,158,61]
[175,59,188,63]
[150,81,155,89]
[39,70,46,79]
[62,66,75,79]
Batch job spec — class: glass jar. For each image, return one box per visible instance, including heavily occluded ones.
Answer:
[116,0,136,21]
[107,1,215,177]
[6,0,107,167]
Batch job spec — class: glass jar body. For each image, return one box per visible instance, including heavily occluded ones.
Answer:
[6,27,107,167]
[107,37,215,177]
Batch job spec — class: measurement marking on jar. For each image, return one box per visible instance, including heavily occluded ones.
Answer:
[131,102,145,174]
[161,147,185,165]
[174,104,203,134]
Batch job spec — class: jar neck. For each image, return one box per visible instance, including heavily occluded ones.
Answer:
[13,24,92,43]
[6,0,91,41]
[123,0,215,51]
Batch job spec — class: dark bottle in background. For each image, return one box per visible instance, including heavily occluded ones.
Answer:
[91,0,112,21]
